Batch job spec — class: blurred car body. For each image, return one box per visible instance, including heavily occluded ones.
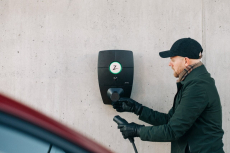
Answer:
[0,94,113,153]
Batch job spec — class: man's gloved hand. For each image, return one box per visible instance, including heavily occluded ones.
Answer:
[112,98,143,115]
[118,122,145,139]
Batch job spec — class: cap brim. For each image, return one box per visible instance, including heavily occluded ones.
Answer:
[159,50,173,58]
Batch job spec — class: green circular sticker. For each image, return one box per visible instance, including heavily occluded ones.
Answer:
[109,62,122,74]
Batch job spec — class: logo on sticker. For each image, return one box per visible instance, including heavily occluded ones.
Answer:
[109,62,122,74]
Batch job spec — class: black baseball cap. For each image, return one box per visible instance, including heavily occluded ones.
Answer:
[159,38,203,59]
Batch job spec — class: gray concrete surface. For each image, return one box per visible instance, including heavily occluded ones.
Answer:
[0,0,229,152]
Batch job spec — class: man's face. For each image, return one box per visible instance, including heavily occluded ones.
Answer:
[169,56,186,78]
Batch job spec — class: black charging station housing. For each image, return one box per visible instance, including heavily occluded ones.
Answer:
[98,50,134,104]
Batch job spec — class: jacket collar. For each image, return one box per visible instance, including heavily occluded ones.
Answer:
[176,65,208,90]
[177,62,203,82]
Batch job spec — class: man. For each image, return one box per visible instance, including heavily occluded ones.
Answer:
[113,38,224,153]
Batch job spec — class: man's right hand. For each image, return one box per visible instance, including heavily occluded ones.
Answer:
[112,98,143,115]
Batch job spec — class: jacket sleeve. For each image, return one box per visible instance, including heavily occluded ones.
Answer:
[138,106,174,126]
[139,80,208,142]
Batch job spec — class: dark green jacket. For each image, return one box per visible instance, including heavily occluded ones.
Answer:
[139,65,224,153]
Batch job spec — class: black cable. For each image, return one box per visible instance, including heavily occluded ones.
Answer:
[128,138,138,153]
[113,116,139,153]
[131,141,138,153]
[47,144,52,153]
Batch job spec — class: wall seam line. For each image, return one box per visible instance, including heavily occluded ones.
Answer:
[202,0,206,66]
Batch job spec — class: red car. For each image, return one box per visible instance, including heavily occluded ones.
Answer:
[0,94,113,153]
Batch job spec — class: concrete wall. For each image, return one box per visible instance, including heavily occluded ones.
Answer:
[0,0,229,152]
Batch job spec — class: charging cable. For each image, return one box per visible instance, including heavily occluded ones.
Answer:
[113,115,138,153]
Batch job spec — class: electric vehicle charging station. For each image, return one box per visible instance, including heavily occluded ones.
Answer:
[98,50,139,153]
[98,50,134,104]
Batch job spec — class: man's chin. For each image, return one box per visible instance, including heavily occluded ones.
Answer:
[174,72,179,78]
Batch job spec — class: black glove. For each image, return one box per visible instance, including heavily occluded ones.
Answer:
[118,122,144,139]
[112,98,143,115]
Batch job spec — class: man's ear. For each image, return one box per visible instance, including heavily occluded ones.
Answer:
[184,57,190,67]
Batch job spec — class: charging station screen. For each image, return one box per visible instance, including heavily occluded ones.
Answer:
[109,62,122,74]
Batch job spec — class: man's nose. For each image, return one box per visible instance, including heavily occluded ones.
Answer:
[169,62,172,66]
